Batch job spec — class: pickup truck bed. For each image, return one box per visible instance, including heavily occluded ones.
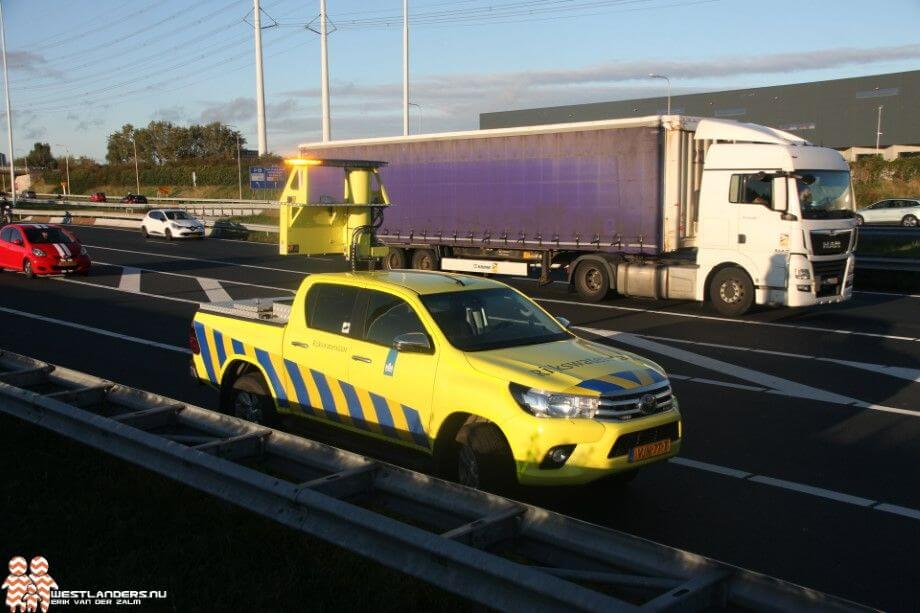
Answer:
[198,297,294,324]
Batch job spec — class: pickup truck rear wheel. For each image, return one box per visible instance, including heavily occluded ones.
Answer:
[228,372,278,426]
[457,424,516,493]
[574,261,610,302]
[710,267,754,316]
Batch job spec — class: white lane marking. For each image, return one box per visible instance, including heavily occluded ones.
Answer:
[93,260,294,294]
[874,504,920,521]
[117,266,141,293]
[748,475,876,507]
[0,306,190,354]
[53,276,292,307]
[856,290,920,299]
[540,297,920,343]
[669,457,752,479]
[84,244,318,274]
[578,327,919,417]
[631,331,920,383]
[197,277,232,302]
[668,457,920,520]
[686,377,765,392]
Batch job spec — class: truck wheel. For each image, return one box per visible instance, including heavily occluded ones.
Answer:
[456,423,516,493]
[385,247,407,270]
[710,267,754,316]
[227,372,278,427]
[411,248,438,271]
[902,214,918,227]
[574,261,610,302]
[855,215,864,226]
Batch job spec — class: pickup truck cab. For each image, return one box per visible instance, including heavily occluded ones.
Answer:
[191,271,682,488]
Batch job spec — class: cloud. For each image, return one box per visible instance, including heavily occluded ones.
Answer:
[199,97,255,123]
[263,42,920,144]
[153,106,187,123]
[75,117,105,132]
[8,51,62,79]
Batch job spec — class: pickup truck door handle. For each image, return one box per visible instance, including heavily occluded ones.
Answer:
[351,355,372,363]
[290,341,310,349]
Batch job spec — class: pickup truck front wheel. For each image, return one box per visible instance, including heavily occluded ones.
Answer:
[228,372,278,426]
[456,423,516,493]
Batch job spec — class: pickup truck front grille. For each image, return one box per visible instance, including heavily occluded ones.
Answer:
[596,380,673,421]
[608,421,680,458]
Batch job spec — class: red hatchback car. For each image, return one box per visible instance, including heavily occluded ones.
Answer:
[90,192,107,202]
[0,223,91,277]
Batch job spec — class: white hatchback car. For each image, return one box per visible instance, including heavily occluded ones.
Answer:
[141,209,206,239]
[856,198,920,227]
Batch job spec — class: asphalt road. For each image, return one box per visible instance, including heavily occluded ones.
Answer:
[2,225,919,611]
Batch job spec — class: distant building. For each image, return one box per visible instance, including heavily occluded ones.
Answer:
[0,152,6,167]
[480,70,920,161]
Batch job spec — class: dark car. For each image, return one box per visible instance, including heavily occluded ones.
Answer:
[90,192,107,203]
[121,193,149,204]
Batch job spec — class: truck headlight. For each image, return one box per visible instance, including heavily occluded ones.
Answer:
[510,383,599,418]
[794,268,811,280]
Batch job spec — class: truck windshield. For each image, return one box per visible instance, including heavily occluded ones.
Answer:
[796,171,855,219]
[420,288,570,352]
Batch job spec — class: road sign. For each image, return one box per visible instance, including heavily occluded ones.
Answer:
[249,165,284,189]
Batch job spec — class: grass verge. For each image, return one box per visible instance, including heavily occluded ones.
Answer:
[0,414,470,611]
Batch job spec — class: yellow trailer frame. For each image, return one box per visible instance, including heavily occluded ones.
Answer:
[278,158,391,264]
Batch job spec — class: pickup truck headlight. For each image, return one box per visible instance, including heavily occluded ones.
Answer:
[510,383,599,418]
[32,248,46,257]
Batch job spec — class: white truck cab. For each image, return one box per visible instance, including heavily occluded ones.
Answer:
[689,119,856,313]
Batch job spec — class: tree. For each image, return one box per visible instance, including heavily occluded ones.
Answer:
[104,121,244,165]
[25,142,57,169]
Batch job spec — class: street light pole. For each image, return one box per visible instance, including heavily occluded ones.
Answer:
[0,0,15,207]
[55,144,70,196]
[132,135,140,194]
[402,0,409,137]
[319,0,331,141]
[236,133,243,200]
[408,102,421,134]
[648,73,671,115]
[875,105,884,157]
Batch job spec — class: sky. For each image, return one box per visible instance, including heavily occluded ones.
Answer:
[2,0,919,161]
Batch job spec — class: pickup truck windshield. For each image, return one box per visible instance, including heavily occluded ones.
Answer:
[420,287,569,352]
[797,171,855,219]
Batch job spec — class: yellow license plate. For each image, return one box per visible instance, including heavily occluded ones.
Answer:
[628,439,671,462]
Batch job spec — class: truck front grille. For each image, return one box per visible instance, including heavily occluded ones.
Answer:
[596,381,673,421]
[608,421,680,458]
[812,259,847,298]
[810,230,852,256]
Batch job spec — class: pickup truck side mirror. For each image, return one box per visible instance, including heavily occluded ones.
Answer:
[393,332,431,353]
[556,317,571,329]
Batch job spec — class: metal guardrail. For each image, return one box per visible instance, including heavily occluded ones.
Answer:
[12,209,279,234]
[0,350,870,612]
[36,193,277,205]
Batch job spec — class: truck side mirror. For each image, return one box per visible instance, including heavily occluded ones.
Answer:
[393,332,431,353]
[773,178,788,213]
[556,317,572,329]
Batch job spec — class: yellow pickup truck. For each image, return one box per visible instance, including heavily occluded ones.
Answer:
[190,271,681,489]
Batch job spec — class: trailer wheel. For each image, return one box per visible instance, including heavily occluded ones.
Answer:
[709,267,754,316]
[574,261,610,302]
[385,247,407,270]
[411,248,438,271]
